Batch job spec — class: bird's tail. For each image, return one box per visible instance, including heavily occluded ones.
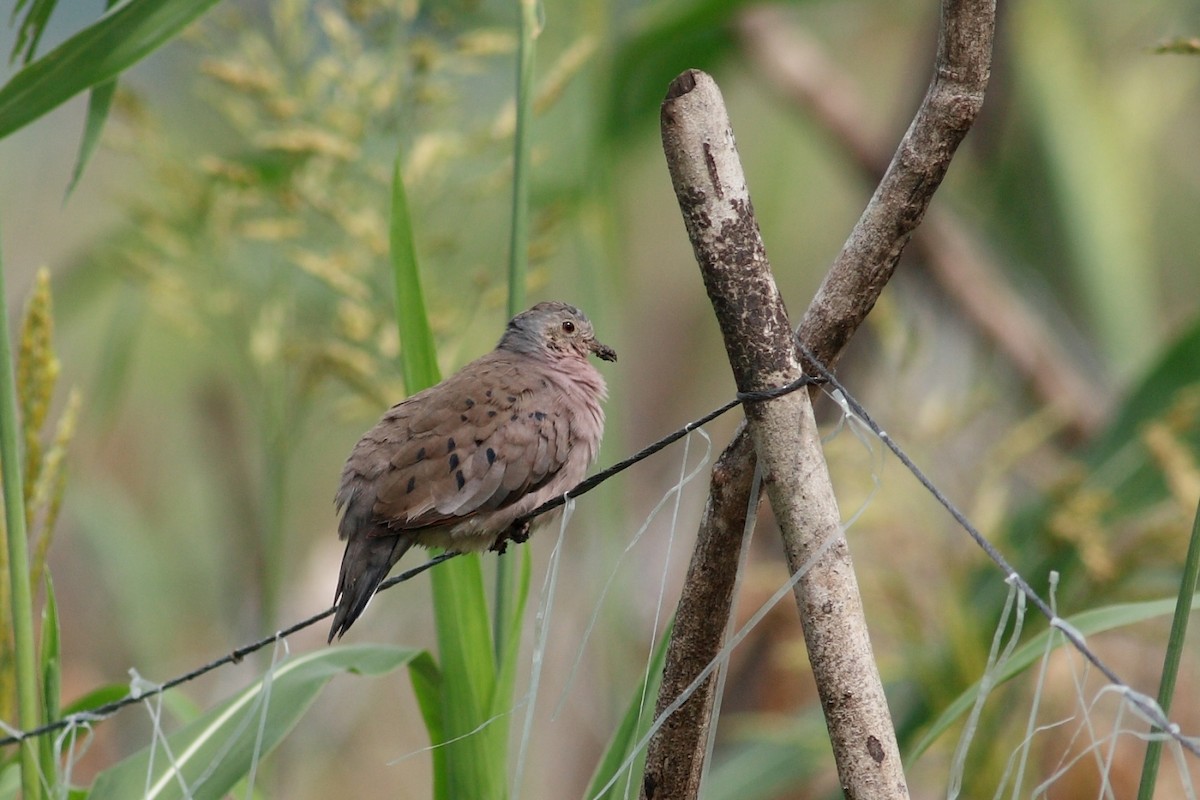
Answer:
[328,533,413,642]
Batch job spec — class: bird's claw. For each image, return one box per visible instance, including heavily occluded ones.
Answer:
[490,520,532,554]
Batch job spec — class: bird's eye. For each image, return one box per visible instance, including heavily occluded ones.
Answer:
[561,320,576,333]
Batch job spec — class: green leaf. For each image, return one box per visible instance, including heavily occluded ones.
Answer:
[430,553,506,799]
[8,0,58,65]
[38,575,61,788]
[389,147,507,798]
[0,198,46,800]
[1137,498,1200,799]
[585,620,672,800]
[408,651,448,800]
[389,155,439,395]
[0,0,225,141]
[65,78,117,198]
[61,683,133,715]
[88,645,418,800]
[908,595,1200,761]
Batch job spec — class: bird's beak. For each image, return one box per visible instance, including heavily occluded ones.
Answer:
[590,338,617,362]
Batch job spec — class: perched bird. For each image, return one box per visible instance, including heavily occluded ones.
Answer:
[329,301,616,641]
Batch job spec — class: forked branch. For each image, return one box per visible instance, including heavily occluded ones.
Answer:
[643,0,997,795]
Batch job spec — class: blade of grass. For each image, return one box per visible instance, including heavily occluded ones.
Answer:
[64,0,122,198]
[1136,497,1200,800]
[37,575,60,790]
[390,152,507,798]
[8,0,58,65]
[408,652,448,800]
[0,0,224,141]
[389,157,438,394]
[88,646,418,800]
[431,554,506,798]
[65,79,116,198]
[506,0,538,318]
[0,225,43,799]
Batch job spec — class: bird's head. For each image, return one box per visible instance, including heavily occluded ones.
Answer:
[500,301,617,363]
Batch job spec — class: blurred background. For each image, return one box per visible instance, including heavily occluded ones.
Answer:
[2,0,1200,797]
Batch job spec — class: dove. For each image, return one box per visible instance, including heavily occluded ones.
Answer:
[328,301,616,641]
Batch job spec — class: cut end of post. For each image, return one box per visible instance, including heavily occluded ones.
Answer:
[665,69,702,101]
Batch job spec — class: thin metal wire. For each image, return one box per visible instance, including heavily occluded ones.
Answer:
[0,378,815,749]
[6,359,1196,764]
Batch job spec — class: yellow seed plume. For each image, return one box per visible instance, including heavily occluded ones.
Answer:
[30,389,82,594]
[17,268,59,511]
[1143,422,1200,515]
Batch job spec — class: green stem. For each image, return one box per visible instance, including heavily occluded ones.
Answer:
[0,232,43,799]
[495,0,538,664]
[506,0,537,316]
[1136,496,1200,800]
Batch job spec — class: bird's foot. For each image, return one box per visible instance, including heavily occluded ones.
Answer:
[509,521,532,544]
[490,520,532,554]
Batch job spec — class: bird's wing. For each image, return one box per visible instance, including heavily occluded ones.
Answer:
[358,356,575,531]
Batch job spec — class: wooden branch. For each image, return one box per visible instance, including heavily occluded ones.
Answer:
[642,0,997,795]
[736,7,1109,440]
[639,432,756,799]
[797,0,996,370]
[655,68,909,800]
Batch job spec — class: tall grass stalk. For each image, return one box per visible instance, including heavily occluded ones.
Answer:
[1136,496,1200,800]
[391,156,511,798]
[495,0,540,667]
[0,232,43,799]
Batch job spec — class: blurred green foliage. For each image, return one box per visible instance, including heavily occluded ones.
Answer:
[0,0,1198,797]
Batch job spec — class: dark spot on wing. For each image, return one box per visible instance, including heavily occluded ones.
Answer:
[449,453,460,470]
[488,410,497,418]
[486,447,496,465]
[447,437,456,452]
[464,398,475,408]
[415,447,426,462]
[406,476,416,494]
[455,470,466,490]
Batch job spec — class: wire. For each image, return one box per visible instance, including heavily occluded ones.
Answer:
[0,375,819,749]
[798,343,1200,758]
[6,356,1197,765]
